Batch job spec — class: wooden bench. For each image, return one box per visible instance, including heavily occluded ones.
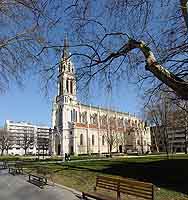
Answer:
[28,173,47,188]
[8,162,23,175]
[0,161,8,169]
[82,176,155,200]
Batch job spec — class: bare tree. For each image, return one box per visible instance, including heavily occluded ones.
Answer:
[22,131,34,155]
[37,137,49,158]
[145,96,172,158]
[0,129,12,156]
[38,0,188,101]
[0,0,61,92]
[102,113,124,156]
[5,136,13,155]
[1,1,188,102]
[104,129,118,157]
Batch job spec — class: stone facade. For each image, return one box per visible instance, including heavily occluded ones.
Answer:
[51,39,151,156]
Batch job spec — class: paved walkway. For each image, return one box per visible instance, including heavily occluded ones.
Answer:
[0,169,80,200]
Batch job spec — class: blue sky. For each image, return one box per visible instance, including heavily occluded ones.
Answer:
[0,76,53,127]
[0,70,142,128]
[0,1,150,128]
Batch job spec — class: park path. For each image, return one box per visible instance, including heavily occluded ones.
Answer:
[0,169,80,200]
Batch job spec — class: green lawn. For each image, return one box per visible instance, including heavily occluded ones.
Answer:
[42,155,188,200]
[1,154,188,199]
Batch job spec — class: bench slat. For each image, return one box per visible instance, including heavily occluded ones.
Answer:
[120,183,153,192]
[120,186,153,196]
[120,179,152,187]
[96,184,118,192]
[82,192,116,200]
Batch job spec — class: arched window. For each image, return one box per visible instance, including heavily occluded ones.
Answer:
[68,63,71,72]
[70,80,73,94]
[80,134,83,145]
[75,111,77,122]
[92,135,95,146]
[72,109,76,122]
[58,106,62,126]
[66,79,69,92]
[59,82,62,95]
[71,110,73,121]
[102,135,105,145]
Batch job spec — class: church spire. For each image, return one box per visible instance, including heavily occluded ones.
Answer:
[58,36,76,101]
[62,35,69,59]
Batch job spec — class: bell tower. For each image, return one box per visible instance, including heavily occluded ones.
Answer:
[57,37,77,105]
[52,37,77,157]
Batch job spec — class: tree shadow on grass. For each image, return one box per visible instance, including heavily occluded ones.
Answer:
[63,159,188,195]
[100,159,188,195]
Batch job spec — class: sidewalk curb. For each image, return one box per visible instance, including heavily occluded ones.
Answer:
[49,181,82,197]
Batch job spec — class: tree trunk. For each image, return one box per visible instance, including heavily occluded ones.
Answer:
[180,0,188,29]
[163,129,169,159]
[1,149,4,156]
[154,134,159,153]
[185,131,188,154]
[109,144,112,157]
[120,39,188,100]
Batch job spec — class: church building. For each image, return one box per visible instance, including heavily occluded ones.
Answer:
[50,39,151,156]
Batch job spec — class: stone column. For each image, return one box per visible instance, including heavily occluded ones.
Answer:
[73,129,78,155]
[60,133,65,161]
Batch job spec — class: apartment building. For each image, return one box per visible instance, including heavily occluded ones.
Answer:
[4,120,51,155]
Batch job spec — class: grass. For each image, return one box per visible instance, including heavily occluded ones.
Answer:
[28,154,188,200]
[1,154,188,199]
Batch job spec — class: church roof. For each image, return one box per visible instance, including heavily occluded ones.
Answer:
[78,102,136,117]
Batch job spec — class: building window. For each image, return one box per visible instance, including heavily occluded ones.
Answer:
[75,111,77,122]
[58,106,63,126]
[72,109,77,122]
[80,111,87,124]
[102,135,105,145]
[137,140,140,145]
[66,79,69,92]
[144,140,146,146]
[70,80,73,94]
[71,110,73,121]
[80,134,83,145]
[92,135,95,146]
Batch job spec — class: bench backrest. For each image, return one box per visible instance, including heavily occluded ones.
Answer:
[119,178,154,200]
[96,176,154,200]
[96,176,119,192]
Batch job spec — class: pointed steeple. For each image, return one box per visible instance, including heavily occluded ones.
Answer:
[62,35,69,59]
